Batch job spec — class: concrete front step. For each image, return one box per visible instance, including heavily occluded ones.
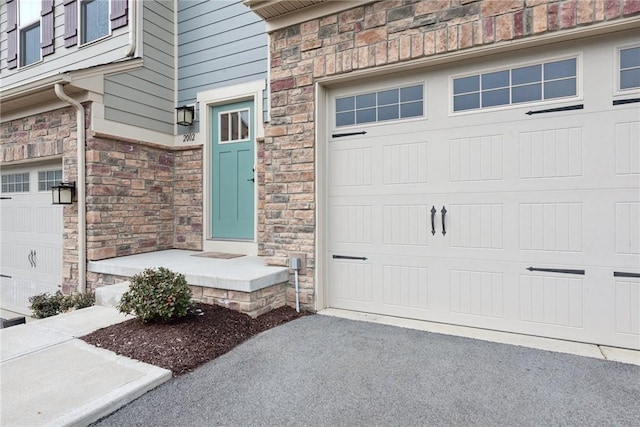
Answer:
[95,282,131,308]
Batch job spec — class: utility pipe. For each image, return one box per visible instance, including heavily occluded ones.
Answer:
[125,0,136,57]
[54,83,86,293]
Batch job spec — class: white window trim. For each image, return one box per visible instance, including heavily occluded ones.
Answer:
[78,0,112,47]
[449,53,584,116]
[17,0,42,68]
[614,43,640,97]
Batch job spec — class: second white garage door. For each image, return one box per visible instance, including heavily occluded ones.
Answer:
[325,32,639,350]
[1,162,63,315]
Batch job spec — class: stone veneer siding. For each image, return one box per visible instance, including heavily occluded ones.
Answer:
[2,103,204,294]
[260,0,640,310]
[84,137,204,287]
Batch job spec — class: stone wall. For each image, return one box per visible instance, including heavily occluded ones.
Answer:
[2,104,204,294]
[260,0,640,309]
[174,148,203,249]
[85,137,173,260]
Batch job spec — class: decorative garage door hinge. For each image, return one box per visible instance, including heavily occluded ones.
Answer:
[333,255,368,261]
[613,98,640,106]
[526,266,584,275]
[525,104,583,115]
[613,271,640,278]
[332,131,367,138]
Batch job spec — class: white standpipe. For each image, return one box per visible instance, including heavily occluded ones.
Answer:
[54,84,86,294]
[290,257,301,313]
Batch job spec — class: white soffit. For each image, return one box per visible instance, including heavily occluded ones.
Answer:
[244,0,374,32]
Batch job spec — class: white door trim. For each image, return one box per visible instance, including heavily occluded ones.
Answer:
[197,79,266,255]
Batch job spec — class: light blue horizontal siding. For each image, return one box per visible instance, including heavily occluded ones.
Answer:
[104,0,175,135]
[177,0,268,133]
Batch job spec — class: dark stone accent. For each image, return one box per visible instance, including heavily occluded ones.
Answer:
[388,4,415,22]
[281,46,300,60]
[387,18,413,34]
[410,16,438,29]
[524,7,533,36]
[438,3,480,22]
[318,24,338,39]
[287,25,300,37]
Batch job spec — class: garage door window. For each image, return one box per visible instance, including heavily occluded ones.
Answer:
[453,58,577,112]
[38,170,63,191]
[335,84,424,127]
[619,46,640,90]
[1,172,30,193]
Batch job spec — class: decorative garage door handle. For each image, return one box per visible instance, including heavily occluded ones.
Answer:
[430,206,436,236]
[441,206,447,236]
[28,250,37,268]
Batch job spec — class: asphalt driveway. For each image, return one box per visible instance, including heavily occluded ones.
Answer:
[95,315,640,426]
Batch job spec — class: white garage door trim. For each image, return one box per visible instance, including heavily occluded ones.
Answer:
[317,30,640,350]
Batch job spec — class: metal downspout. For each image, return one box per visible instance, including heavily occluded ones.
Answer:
[54,83,86,293]
[125,0,136,57]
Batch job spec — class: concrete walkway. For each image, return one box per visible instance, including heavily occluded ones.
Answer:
[0,306,171,427]
[94,315,640,426]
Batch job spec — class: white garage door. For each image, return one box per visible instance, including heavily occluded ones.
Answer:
[326,33,640,350]
[1,162,63,315]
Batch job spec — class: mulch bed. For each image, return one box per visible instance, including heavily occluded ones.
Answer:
[81,303,312,376]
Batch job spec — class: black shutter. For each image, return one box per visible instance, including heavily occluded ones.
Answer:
[7,0,17,69]
[64,0,78,47]
[110,0,128,30]
[41,0,55,56]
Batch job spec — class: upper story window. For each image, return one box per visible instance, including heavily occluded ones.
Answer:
[19,0,41,66]
[81,0,110,44]
[453,57,578,112]
[335,84,424,127]
[64,0,128,48]
[619,46,640,91]
[6,0,54,69]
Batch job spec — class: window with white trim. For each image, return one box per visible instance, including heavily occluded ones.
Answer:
[335,84,424,127]
[453,58,578,112]
[19,0,41,66]
[38,169,63,191]
[619,46,640,91]
[1,172,30,193]
[80,0,110,44]
[219,110,250,143]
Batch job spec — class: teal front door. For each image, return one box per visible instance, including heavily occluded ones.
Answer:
[211,101,255,240]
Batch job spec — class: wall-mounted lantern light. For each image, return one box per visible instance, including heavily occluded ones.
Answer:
[51,182,76,205]
[175,105,195,126]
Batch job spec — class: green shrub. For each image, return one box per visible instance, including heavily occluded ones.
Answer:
[118,267,193,323]
[29,290,95,319]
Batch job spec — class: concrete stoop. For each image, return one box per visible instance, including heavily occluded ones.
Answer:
[95,281,131,308]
